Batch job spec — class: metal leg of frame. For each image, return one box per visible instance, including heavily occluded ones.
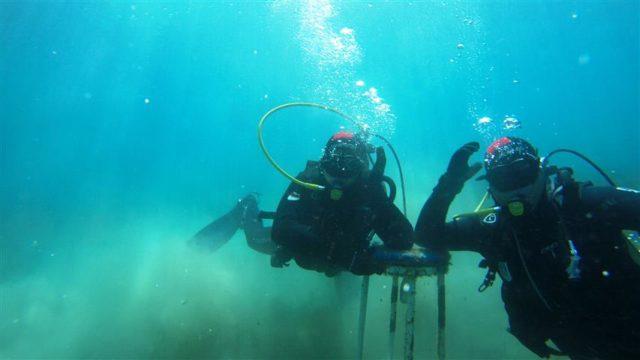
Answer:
[357,275,370,360]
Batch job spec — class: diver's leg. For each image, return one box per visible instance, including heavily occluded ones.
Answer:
[246,226,277,255]
[239,194,277,255]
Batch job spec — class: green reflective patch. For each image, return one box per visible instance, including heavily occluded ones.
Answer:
[330,188,343,201]
[508,201,525,216]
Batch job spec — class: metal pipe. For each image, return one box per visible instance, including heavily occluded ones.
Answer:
[437,270,446,360]
[389,275,399,359]
[403,275,417,360]
[357,275,370,360]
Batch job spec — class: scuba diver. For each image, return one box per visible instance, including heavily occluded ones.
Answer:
[271,131,413,276]
[415,137,640,359]
[190,131,413,276]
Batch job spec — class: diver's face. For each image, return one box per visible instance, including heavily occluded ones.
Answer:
[321,144,366,188]
[489,172,546,215]
[323,171,358,188]
[486,157,539,192]
[487,158,545,216]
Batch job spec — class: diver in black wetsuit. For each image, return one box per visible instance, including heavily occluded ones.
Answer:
[415,137,640,359]
[271,131,413,276]
[191,131,412,276]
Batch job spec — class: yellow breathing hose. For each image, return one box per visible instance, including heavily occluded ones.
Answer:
[257,102,361,191]
[474,191,490,212]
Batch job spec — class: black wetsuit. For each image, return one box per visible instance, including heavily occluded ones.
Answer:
[416,176,640,359]
[272,161,413,276]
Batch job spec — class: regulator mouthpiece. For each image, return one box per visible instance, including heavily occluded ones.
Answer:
[330,188,343,201]
[507,201,525,216]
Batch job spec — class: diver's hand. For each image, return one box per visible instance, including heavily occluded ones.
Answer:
[514,335,563,358]
[507,325,565,359]
[445,142,482,183]
[369,146,386,182]
[375,146,385,162]
[270,247,292,268]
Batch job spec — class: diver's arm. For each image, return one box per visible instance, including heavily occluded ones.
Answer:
[370,184,413,250]
[271,183,324,253]
[582,186,640,230]
[415,142,484,251]
[415,173,464,250]
[415,177,494,252]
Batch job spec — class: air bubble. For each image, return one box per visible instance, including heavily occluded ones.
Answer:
[578,54,591,65]
[477,116,492,125]
[503,116,521,130]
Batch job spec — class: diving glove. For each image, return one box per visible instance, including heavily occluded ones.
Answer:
[438,142,483,194]
[271,246,293,268]
[369,146,386,182]
[511,332,564,358]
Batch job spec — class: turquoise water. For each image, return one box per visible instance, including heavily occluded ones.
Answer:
[1,1,638,359]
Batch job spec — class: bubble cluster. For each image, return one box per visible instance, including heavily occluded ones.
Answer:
[363,87,381,104]
[474,115,522,139]
[473,116,495,138]
[339,27,353,35]
[503,116,521,130]
[275,0,397,136]
[477,116,492,125]
[298,1,361,67]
